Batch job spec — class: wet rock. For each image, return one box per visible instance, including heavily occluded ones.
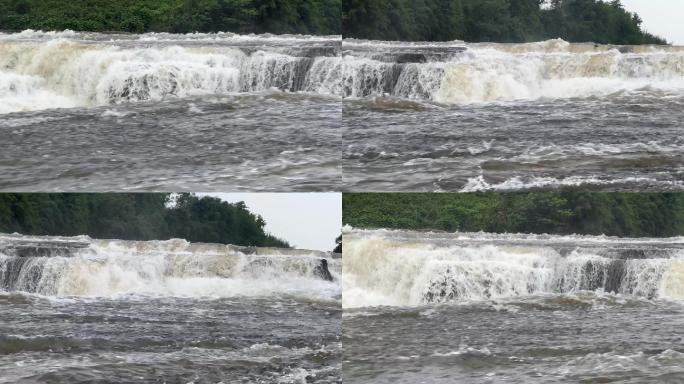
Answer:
[395,53,427,63]
[314,259,333,281]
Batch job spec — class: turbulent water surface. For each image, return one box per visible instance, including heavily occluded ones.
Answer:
[343,229,684,383]
[0,30,341,191]
[0,234,341,383]
[342,39,684,191]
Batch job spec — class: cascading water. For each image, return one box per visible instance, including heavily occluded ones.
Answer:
[342,38,684,103]
[342,39,684,192]
[0,30,341,114]
[343,228,684,383]
[0,233,340,299]
[0,31,343,191]
[343,229,684,307]
[0,233,341,383]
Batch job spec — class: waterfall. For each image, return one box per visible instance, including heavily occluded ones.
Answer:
[0,233,340,299]
[343,229,684,307]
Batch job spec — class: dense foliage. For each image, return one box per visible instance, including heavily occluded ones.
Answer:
[343,0,666,44]
[333,234,342,253]
[343,193,684,238]
[0,0,340,34]
[0,193,290,247]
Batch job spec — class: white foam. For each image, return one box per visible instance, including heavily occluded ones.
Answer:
[342,39,684,103]
[460,175,684,192]
[0,31,340,114]
[342,230,684,308]
[0,235,340,300]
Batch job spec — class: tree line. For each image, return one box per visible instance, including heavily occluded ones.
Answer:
[0,193,291,247]
[0,0,340,35]
[343,193,684,238]
[343,0,666,44]
[0,0,664,45]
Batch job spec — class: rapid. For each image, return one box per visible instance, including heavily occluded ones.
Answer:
[343,229,684,383]
[0,233,341,383]
[342,39,684,191]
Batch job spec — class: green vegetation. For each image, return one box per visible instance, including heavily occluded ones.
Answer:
[333,234,342,253]
[0,193,290,247]
[343,0,666,44]
[0,0,661,43]
[0,0,340,34]
[343,193,684,238]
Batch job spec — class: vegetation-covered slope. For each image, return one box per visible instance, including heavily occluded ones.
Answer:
[343,0,666,44]
[0,193,290,247]
[0,0,340,34]
[343,193,684,238]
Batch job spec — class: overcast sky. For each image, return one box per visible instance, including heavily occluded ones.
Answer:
[620,0,684,45]
[202,193,341,252]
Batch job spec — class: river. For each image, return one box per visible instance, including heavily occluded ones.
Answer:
[342,39,684,192]
[0,30,342,191]
[343,229,684,383]
[0,234,341,383]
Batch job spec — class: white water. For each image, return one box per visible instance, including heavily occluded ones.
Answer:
[0,30,341,114]
[0,234,340,300]
[460,175,684,192]
[343,229,684,308]
[6,33,684,113]
[342,38,684,103]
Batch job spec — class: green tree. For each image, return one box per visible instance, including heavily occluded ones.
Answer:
[0,193,290,248]
[333,234,342,253]
[342,0,667,44]
[343,193,684,238]
[0,0,341,35]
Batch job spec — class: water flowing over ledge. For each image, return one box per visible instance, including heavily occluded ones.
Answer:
[5,32,684,113]
[342,38,684,104]
[0,30,341,114]
[343,229,684,308]
[0,231,343,383]
[0,233,340,300]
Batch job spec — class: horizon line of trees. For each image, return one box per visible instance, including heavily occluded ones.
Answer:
[343,193,684,238]
[0,0,666,45]
[343,0,667,44]
[0,193,291,247]
[0,0,341,35]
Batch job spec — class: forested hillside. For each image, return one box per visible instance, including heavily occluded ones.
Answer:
[0,0,340,34]
[0,193,290,247]
[0,0,662,43]
[343,0,666,44]
[343,193,684,238]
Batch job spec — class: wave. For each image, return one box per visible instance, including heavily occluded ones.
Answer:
[460,175,684,192]
[343,229,684,308]
[0,234,340,300]
[342,38,684,104]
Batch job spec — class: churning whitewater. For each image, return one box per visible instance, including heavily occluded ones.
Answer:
[342,39,684,192]
[0,233,341,383]
[0,30,341,113]
[0,30,342,191]
[343,229,684,383]
[342,38,684,103]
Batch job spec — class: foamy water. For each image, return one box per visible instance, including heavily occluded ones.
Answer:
[342,38,684,192]
[0,31,342,191]
[0,233,341,383]
[343,229,684,307]
[342,38,684,103]
[343,228,684,383]
[0,30,341,114]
